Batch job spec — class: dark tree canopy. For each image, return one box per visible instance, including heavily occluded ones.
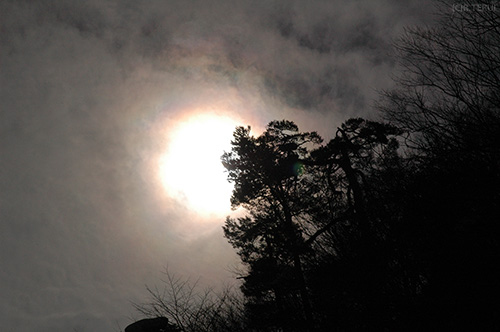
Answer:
[222,118,403,331]
[222,120,323,331]
[222,120,322,209]
[219,2,500,330]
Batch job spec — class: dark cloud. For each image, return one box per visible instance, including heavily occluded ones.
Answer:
[0,0,433,330]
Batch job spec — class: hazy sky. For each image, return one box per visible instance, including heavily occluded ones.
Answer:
[0,0,434,330]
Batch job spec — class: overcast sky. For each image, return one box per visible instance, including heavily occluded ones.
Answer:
[1,0,434,330]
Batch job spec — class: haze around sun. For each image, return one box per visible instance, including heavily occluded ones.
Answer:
[159,112,241,217]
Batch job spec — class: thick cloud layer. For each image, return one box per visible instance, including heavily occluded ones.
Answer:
[0,0,433,330]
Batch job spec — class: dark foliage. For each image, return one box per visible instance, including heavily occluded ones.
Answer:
[221,1,500,330]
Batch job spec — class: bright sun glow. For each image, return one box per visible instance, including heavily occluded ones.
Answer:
[159,113,238,217]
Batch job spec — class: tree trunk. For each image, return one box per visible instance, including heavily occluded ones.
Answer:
[282,202,315,332]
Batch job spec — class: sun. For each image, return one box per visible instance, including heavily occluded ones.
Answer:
[159,113,238,217]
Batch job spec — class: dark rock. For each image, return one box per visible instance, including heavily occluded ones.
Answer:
[124,317,171,332]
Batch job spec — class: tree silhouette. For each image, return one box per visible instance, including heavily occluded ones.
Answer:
[222,119,403,330]
[222,120,322,331]
[132,268,247,332]
[378,0,500,156]
[306,119,405,330]
[377,1,500,329]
